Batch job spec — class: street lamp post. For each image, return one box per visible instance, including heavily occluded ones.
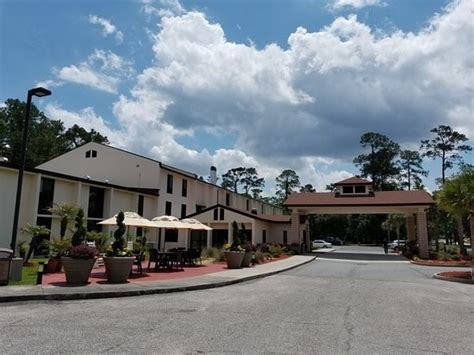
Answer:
[10,87,52,255]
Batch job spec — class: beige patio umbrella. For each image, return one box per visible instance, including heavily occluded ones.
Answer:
[180,218,212,231]
[151,215,189,251]
[181,218,212,250]
[99,211,157,243]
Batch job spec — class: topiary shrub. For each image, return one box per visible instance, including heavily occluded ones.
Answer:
[71,209,86,246]
[108,211,129,256]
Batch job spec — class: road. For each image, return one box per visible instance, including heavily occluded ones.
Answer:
[1,248,473,354]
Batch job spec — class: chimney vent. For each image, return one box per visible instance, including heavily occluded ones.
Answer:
[210,166,217,185]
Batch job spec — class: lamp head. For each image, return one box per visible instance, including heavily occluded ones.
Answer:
[29,87,52,97]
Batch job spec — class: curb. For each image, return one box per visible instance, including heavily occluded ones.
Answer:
[433,272,474,284]
[410,260,472,268]
[0,256,316,303]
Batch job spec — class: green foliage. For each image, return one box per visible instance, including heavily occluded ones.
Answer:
[300,184,316,192]
[46,238,72,258]
[437,166,474,218]
[63,124,109,149]
[401,240,419,259]
[353,132,400,190]
[275,169,301,201]
[203,247,225,261]
[420,125,472,184]
[110,211,128,256]
[230,221,241,250]
[20,224,50,263]
[221,167,265,195]
[86,231,109,253]
[47,202,78,240]
[0,98,109,168]
[71,209,86,246]
[254,250,265,263]
[269,244,283,257]
[398,150,428,190]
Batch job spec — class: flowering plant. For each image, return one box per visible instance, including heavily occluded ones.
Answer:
[64,244,97,259]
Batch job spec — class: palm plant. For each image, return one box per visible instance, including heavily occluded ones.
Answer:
[20,224,50,263]
[48,202,78,240]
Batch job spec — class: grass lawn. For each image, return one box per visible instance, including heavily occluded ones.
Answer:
[9,258,48,286]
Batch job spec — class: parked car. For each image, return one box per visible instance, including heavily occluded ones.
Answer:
[333,238,345,246]
[312,240,332,249]
[389,240,407,251]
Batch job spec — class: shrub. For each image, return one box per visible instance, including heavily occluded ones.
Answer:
[451,255,461,261]
[47,238,72,259]
[446,245,459,255]
[402,240,419,259]
[269,244,283,257]
[71,209,87,246]
[254,250,265,263]
[86,231,109,253]
[65,245,97,259]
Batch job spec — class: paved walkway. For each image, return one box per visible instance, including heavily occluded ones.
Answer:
[0,255,315,302]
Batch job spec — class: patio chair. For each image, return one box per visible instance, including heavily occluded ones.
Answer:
[191,248,202,265]
[147,248,159,270]
[133,251,145,275]
[169,250,183,270]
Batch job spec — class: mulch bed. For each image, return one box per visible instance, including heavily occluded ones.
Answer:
[412,258,472,267]
[438,271,472,280]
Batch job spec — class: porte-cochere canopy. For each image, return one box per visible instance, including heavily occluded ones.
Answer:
[283,177,435,258]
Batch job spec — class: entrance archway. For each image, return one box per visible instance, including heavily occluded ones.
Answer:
[284,177,435,258]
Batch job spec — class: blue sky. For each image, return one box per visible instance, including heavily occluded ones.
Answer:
[0,0,472,193]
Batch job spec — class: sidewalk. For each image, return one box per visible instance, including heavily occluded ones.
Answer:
[0,255,315,303]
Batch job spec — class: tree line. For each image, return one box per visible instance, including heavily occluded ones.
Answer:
[0,99,109,167]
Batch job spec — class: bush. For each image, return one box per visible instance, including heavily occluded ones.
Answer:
[254,250,265,263]
[65,245,97,259]
[446,245,459,255]
[269,244,283,257]
[203,247,226,261]
[451,255,461,261]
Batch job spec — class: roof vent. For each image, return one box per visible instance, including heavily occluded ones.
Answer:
[210,166,217,185]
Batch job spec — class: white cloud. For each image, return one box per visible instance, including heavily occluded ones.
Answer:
[328,0,384,11]
[45,0,472,193]
[42,50,133,94]
[44,104,125,148]
[141,0,185,18]
[88,15,123,43]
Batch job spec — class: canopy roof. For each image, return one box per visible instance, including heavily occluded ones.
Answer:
[98,211,157,227]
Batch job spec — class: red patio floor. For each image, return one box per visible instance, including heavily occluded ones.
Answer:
[43,261,229,286]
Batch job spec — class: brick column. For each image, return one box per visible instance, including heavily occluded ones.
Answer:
[290,211,301,244]
[406,215,416,242]
[416,211,429,259]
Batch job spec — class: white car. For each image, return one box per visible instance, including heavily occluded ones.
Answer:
[312,240,332,249]
[389,240,407,251]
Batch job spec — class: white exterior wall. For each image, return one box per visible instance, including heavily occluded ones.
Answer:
[37,142,161,188]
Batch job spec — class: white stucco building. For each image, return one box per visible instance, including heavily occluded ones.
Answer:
[0,142,306,253]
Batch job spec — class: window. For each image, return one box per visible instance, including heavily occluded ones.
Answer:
[85,150,97,158]
[213,208,218,221]
[88,186,105,218]
[283,230,288,244]
[262,230,267,244]
[37,177,55,214]
[165,229,178,243]
[182,179,187,197]
[165,201,172,216]
[355,185,366,193]
[87,220,103,232]
[261,205,264,214]
[181,204,187,219]
[342,186,353,194]
[190,230,207,249]
[225,193,230,206]
[246,200,249,211]
[196,204,206,213]
[167,175,173,194]
[219,208,225,220]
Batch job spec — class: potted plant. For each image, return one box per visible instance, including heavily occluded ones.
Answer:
[47,202,78,240]
[224,221,245,269]
[20,224,50,265]
[241,243,255,267]
[103,211,134,283]
[61,244,97,284]
[45,238,71,273]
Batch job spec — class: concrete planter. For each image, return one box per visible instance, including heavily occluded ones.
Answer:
[104,256,135,283]
[241,252,253,267]
[224,251,244,269]
[61,257,96,285]
[9,258,23,281]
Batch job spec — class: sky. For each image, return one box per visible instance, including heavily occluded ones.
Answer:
[0,0,472,194]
